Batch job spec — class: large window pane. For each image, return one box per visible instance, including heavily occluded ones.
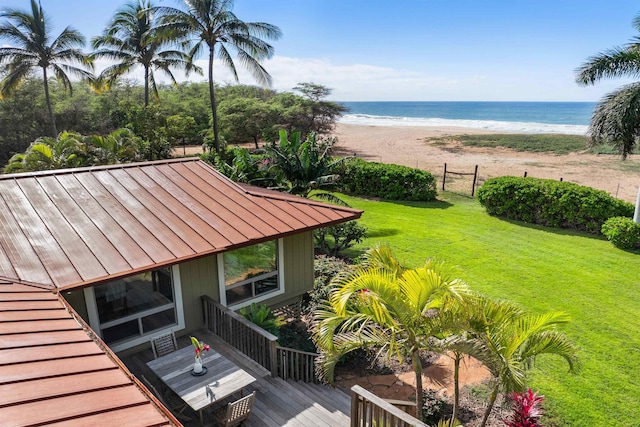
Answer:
[94,269,174,323]
[141,308,176,334]
[93,267,177,345]
[223,241,280,306]
[224,241,276,286]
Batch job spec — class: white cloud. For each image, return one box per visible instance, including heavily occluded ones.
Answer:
[92,55,621,102]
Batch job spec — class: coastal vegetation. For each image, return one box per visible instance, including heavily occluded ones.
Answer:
[0,79,344,169]
[433,133,589,154]
[476,176,634,234]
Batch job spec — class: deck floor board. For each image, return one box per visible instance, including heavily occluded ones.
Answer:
[120,329,351,427]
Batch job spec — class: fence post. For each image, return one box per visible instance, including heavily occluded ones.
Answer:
[471,164,479,197]
[442,163,447,191]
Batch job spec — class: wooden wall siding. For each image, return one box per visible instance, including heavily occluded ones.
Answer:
[178,254,218,331]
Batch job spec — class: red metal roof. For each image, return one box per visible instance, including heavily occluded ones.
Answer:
[0,158,361,290]
[0,281,179,426]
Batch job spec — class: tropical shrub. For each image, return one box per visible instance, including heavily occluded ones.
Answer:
[335,158,437,201]
[503,389,544,427]
[314,220,367,256]
[421,390,451,425]
[476,176,633,233]
[239,303,285,338]
[304,255,355,314]
[601,216,640,249]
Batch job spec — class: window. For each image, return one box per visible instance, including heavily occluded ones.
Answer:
[220,240,283,307]
[87,267,182,347]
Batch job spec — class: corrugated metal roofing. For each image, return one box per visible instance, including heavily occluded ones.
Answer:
[0,281,179,426]
[0,158,361,290]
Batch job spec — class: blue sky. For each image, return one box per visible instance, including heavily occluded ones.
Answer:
[3,0,640,101]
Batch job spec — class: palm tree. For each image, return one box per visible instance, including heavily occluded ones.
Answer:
[84,128,141,165]
[457,297,579,427]
[575,13,640,159]
[313,245,470,412]
[0,0,93,136]
[4,131,87,173]
[91,0,200,107]
[158,0,282,153]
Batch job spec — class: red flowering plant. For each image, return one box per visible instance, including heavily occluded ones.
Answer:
[503,389,545,427]
[190,336,210,360]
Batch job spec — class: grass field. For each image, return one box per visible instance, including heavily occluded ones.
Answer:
[341,192,640,426]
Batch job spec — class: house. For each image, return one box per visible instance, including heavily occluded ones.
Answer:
[0,158,362,424]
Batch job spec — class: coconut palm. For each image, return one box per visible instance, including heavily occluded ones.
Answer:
[0,0,93,136]
[575,13,640,159]
[157,0,282,153]
[313,245,470,412]
[91,0,200,106]
[457,297,579,427]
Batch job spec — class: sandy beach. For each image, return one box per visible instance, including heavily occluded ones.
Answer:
[178,123,640,203]
[332,123,640,203]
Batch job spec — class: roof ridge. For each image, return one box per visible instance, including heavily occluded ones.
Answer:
[0,157,200,181]
[240,185,363,214]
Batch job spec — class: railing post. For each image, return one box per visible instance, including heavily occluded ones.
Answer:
[269,339,278,377]
[350,390,359,427]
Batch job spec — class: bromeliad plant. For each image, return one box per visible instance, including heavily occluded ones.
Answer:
[190,336,210,360]
[503,389,545,427]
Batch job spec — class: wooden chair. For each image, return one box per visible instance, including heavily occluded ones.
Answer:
[140,375,191,423]
[214,391,256,427]
[150,331,177,359]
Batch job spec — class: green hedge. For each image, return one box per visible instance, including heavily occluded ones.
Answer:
[335,158,437,201]
[476,176,634,234]
[601,216,640,249]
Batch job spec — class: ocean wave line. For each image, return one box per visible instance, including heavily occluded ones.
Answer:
[339,114,588,135]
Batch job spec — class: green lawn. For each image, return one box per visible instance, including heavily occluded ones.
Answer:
[341,192,640,426]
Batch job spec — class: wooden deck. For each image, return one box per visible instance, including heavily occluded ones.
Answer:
[120,330,351,427]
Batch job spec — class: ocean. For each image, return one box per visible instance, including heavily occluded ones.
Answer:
[338,101,595,135]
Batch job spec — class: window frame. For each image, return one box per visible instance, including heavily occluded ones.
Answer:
[218,238,285,310]
[84,265,185,353]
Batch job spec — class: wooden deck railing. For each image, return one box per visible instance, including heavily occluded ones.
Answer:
[202,296,278,375]
[276,346,319,383]
[351,385,427,427]
[201,296,320,382]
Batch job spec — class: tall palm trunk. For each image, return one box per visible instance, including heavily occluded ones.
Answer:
[208,45,220,154]
[144,65,149,106]
[480,384,499,427]
[412,349,424,420]
[452,352,461,424]
[42,67,57,136]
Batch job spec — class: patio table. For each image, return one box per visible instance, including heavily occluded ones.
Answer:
[146,345,256,425]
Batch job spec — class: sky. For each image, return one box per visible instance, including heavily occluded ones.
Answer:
[2,0,640,102]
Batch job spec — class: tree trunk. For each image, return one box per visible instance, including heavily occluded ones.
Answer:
[144,66,149,107]
[42,67,57,137]
[452,352,461,425]
[208,45,220,154]
[479,384,499,427]
[412,349,423,420]
[253,135,259,149]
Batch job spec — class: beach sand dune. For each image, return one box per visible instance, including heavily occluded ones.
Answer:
[332,123,640,203]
